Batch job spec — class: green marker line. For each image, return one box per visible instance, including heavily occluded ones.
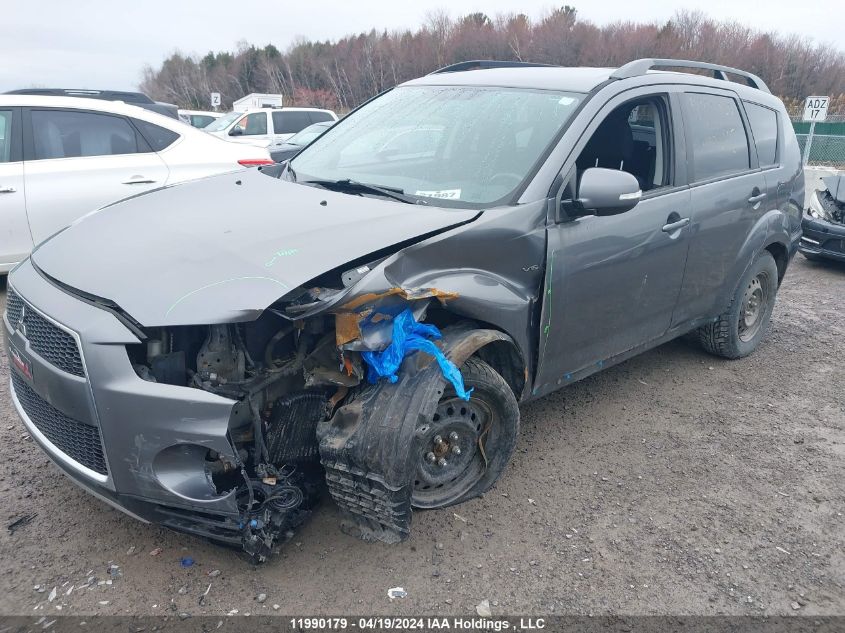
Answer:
[165,276,289,317]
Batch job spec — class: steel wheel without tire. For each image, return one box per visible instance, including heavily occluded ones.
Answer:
[411,357,519,509]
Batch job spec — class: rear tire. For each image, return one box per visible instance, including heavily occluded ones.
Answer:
[697,251,779,359]
[410,357,519,509]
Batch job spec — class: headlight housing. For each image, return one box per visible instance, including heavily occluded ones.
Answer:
[806,190,833,222]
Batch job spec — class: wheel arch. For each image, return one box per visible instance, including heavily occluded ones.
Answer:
[714,210,790,314]
[424,308,528,401]
[764,239,789,285]
[443,324,526,401]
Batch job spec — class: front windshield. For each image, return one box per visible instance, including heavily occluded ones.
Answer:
[288,123,331,146]
[204,111,241,132]
[291,85,583,206]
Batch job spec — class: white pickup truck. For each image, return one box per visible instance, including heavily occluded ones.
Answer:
[204,107,338,147]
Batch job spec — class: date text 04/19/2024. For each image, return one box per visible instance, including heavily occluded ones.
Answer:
[289,617,547,630]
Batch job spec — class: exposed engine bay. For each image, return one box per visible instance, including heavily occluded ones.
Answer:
[127,301,357,559]
[125,280,468,560]
[809,174,845,225]
[818,187,845,225]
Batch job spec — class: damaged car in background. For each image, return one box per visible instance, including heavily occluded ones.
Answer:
[800,173,845,263]
[3,59,803,561]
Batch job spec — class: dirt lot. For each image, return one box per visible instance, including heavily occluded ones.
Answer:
[0,254,842,618]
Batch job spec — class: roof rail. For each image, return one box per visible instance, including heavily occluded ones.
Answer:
[5,88,156,104]
[429,60,556,74]
[610,58,770,93]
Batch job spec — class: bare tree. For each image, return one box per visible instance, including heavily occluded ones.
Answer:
[140,8,845,114]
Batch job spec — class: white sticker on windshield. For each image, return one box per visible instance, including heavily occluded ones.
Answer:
[415,189,462,200]
[558,96,577,106]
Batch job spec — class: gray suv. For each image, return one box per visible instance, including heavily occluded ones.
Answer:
[3,59,803,560]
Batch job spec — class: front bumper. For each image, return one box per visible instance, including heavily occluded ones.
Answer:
[799,216,845,262]
[3,259,244,545]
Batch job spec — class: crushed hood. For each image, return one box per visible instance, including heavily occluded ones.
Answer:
[823,174,845,205]
[32,169,478,327]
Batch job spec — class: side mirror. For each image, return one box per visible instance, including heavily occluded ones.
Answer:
[576,167,641,216]
[229,127,243,137]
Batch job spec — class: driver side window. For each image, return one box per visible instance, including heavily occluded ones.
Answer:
[232,112,267,136]
[575,96,672,193]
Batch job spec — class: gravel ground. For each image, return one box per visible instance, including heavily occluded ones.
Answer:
[0,253,842,618]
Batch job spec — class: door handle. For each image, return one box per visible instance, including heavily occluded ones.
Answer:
[0,186,16,193]
[747,192,767,204]
[122,177,156,185]
[662,217,690,233]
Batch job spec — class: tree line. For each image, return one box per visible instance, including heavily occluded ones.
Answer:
[140,8,845,115]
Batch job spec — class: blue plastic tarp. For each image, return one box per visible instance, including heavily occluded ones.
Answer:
[361,308,473,401]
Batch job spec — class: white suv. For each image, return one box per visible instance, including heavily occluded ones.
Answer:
[205,107,338,147]
[0,95,273,273]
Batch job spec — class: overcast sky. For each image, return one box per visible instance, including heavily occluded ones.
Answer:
[3,0,842,92]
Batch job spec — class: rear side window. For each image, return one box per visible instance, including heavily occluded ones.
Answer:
[743,102,779,167]
[133,119,180,151]
[683,93,750,182]
[308,111,334,124]
[0,110,11,162]
[32,110,138,159]
[273,111,313,134]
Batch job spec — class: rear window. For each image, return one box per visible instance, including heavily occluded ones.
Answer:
[743,102,779,167]
[683,93,750,182]
[273,111,313,134]
[133,119,180,151]
[308,111,334,124]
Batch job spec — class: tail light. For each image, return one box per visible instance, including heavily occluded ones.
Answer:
[238,158,275,167]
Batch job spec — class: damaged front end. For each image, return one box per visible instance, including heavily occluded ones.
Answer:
[129,311,339,560]
[15,167,539,561]
[800,174,845,261]
[807,176,845,225]
[127,263,481,559]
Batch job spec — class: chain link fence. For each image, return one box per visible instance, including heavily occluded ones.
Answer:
[791,114,845,169]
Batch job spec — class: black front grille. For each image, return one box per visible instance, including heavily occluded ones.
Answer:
[5,288,24,325]
[11,372,107,475]
[821,239,845,254]
[6,289,84,377]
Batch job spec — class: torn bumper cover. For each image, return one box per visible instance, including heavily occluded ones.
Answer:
[2,261,247,544]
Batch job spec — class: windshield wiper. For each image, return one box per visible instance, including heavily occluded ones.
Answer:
[302,178,425,205]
